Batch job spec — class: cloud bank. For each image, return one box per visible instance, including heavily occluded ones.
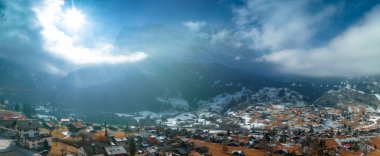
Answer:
[258,6,380,77]
[233,0,380,77]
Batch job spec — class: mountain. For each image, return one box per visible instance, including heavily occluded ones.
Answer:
[314,80,380,108]
[1,58,380,114]
[0,58,59,103]
[56,59,277,112]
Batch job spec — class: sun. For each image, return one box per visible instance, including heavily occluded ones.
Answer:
[63,8,85,31]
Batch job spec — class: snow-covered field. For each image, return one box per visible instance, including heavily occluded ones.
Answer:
[115,113,134,117]
[227,111,264,130]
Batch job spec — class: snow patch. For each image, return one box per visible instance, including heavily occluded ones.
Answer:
[375,94,380,101]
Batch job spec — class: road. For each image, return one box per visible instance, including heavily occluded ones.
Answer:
[0,139,40,156]
[11,145,40,156]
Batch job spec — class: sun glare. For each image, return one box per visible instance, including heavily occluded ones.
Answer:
[63,8,85,31]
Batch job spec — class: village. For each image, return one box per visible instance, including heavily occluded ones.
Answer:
[1,99,380,156]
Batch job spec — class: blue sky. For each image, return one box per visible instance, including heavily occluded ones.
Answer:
[1,0,380,77]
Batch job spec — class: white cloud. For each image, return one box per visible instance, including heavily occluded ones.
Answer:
[233,0,337,50]
[211,29,229,44]
[183,21,206,31]
[259,6,380,76]
[33,0,147,65]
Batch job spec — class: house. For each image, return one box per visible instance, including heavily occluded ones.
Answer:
[60,118,71,126]
[104,146,128,156]
[44,122,56,129]
[146,146,159,155]
[231,150,245,156]
[112,137,128,146]
[195,146,209,154]
[173,148,190,156]
[149,136,164,145]
[68,121,85,133]
[78,142,106,156]
[15,120,52,149]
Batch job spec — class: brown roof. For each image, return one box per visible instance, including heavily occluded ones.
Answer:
[325,139,339,149]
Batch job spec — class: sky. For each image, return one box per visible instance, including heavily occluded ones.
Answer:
[0,0,380,77]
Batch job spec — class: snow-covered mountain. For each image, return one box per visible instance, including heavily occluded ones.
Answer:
[1,58,380,115]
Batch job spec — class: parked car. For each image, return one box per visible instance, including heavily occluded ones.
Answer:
[40,150,49,156]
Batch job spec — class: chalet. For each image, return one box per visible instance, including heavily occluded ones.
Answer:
[112,137,128,146]
[104,146,128,156]
[140,142,149,148]
[60,118,71,126]
[44,122,56,129]
[146,146,159,155]
[149,136,164,145]
[173,148,190,156]
[15,120,52,149]
[231,150,244,156]
[195,146,209,154]
[68,121,85,133]
[78,142,106,156]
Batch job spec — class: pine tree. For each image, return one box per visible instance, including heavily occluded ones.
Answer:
[348,125,352,132]
[104,121,108,138]
[43,139,51,150]
[264,133,270,142]
[14,103,20,112]
[156,128,160,136]
[309,125,314,134]
[31,106,36,117]
[354,142,360,152]
[22,104,32,117]
[129,137,136,156]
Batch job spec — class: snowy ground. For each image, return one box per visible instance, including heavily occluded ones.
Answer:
[115,111,178,122]
[165,112,196,127]
[37,114,57,120]
[163,112,215,127]
[115,113,134,117]
[35,106,53,113]
[0,139,12,150]
[362,115,380,129]
[227,111,264,130]
[375,94,380,101]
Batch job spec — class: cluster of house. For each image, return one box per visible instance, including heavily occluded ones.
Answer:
[0,110,52,150]
[3,100,380,156]
[54,124,212,156]
[24,103,379,156]
[223,104,380,155]
[30,114,210,156]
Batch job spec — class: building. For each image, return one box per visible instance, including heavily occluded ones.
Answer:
[78,142,106,156]
[104,146,128,156]
[15,120,52,149]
